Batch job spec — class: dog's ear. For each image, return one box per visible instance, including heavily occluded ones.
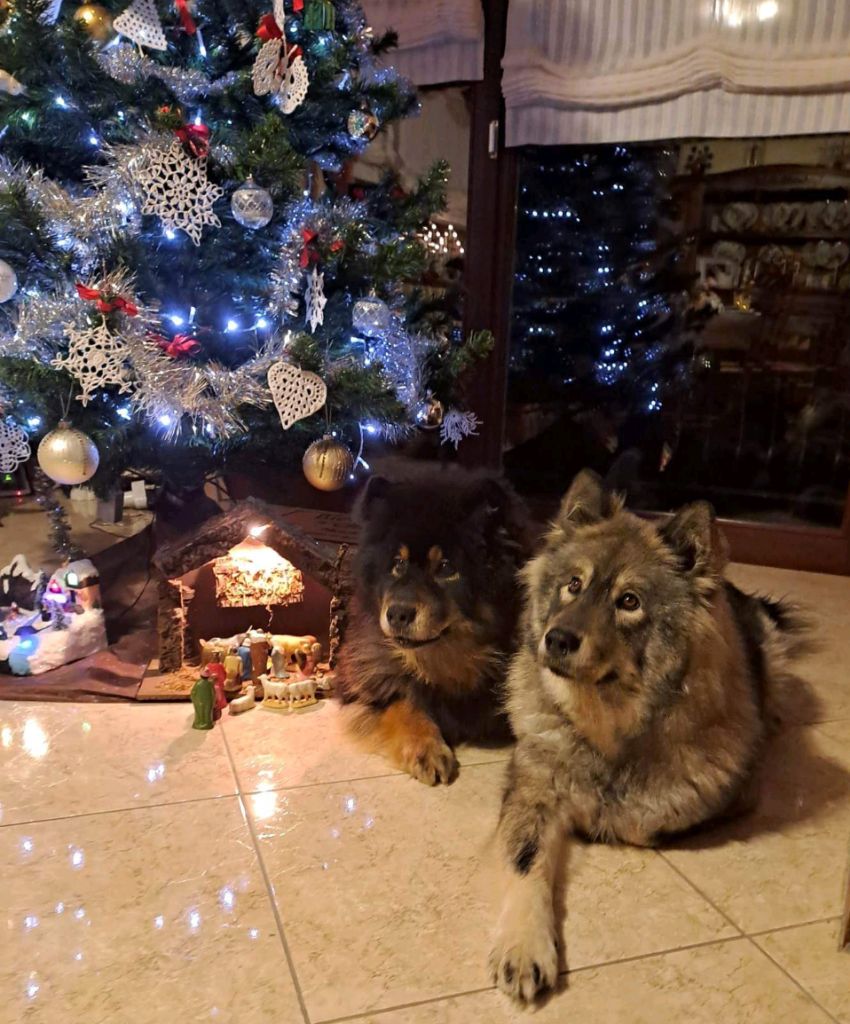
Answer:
[466,476,529,534]
[660,502,728,578]
[354,475,392,524]
[555,470,615,529]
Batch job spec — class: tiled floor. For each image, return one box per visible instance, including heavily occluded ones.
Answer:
[1,563,849,1024]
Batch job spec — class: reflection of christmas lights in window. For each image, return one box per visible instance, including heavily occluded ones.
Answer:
[418,222,464,258]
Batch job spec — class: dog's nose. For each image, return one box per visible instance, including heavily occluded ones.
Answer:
[545,628,581,656]
[387,604,417,630]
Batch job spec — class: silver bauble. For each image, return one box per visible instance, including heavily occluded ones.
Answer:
[352,295,390,337]
[0,259,18,303]
[37,421,100,485]
[231,177,274,230]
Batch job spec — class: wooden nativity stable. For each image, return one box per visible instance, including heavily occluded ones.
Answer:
[142,498,354,700]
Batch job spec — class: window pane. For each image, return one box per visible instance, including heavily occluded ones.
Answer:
[505,139,850,528]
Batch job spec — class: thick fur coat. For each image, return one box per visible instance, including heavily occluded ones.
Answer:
[335,465,532,785]
[490,471,809,1004]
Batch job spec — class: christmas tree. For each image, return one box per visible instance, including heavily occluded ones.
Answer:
[506,144,704,498]
[0,0,489,499]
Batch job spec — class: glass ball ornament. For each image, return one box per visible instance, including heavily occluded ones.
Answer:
[0,259,17,303]
[231,178,274,230]
[73,3,115,43]
[302,435,353,492]
[415,396,444,430]
[37,421,100,485]
[352,295,390,337]
[347,109,379,142]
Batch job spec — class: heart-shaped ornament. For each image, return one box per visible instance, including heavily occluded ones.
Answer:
[268,361,327,430]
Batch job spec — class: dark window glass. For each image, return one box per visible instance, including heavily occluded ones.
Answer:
[505,140,850,529]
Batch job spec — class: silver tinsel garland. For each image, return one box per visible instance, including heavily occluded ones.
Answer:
[0,157,129,271]
[97,45,243,104]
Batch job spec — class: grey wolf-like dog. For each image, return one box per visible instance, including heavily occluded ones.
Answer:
[490,471,808,1004]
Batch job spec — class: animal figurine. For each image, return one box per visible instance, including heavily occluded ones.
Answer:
[229,684,256,715]
[269,633,318,666]
[191,673,216,730]
[260,674,318,711]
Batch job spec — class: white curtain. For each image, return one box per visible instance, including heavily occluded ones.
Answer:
[363,0,484,86]
[503,1,850,146]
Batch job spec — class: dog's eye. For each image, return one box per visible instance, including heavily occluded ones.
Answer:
[391,556,407,577]
[435,559,457,580]
[617,592,641,612]
[567,576,583,595]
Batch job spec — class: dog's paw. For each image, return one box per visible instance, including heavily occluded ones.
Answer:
[402,736,458,786]
[489,905,558,1005]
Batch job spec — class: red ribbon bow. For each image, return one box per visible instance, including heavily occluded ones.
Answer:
[257,12,283,39]
[175,122,211,159]
[293,0,303,10]
[153,333,201,358]
[299,230,343,268]
[175,0,196,34]
[76,282,138,317]
[300,228,319,268]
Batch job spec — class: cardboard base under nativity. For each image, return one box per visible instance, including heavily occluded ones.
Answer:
[137,659,336,701]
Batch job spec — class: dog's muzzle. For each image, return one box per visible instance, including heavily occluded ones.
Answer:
[541,627,581,676]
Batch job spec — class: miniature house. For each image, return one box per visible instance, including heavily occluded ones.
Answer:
[151,498,353,680]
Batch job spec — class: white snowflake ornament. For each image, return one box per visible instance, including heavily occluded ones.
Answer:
[133,140,223,246]
[440,409,481,449]
[305,266,326,333]
[252,38,309,114]
[114,0,167,50]
[53,321,133,406]
[252,38,285,96]
[268,361,327,430]
[0,420,31,473]
[279,48,309,114]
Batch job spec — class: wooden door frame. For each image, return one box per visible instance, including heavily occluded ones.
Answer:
[458,0,516,471]
[459,0,850,574]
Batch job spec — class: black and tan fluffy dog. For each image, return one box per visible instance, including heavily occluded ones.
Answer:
[335,465,531,785]
[490,470,810,1004]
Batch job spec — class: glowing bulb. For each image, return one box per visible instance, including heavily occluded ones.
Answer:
[168,314,184,326]
[26,416,41,428]
[54,95,68,108]
[249,524,268,538]
[164,228,176,240]
[158,414,173,427]
[117,407,131,421]
[225,319,239,333]
[255,317,268,329]
[756,0,777,19]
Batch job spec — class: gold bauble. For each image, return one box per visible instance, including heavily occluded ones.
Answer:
[73,3,115,42]
[37,421,99,485]
[302,435,354,492]
[415,396,444,429]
